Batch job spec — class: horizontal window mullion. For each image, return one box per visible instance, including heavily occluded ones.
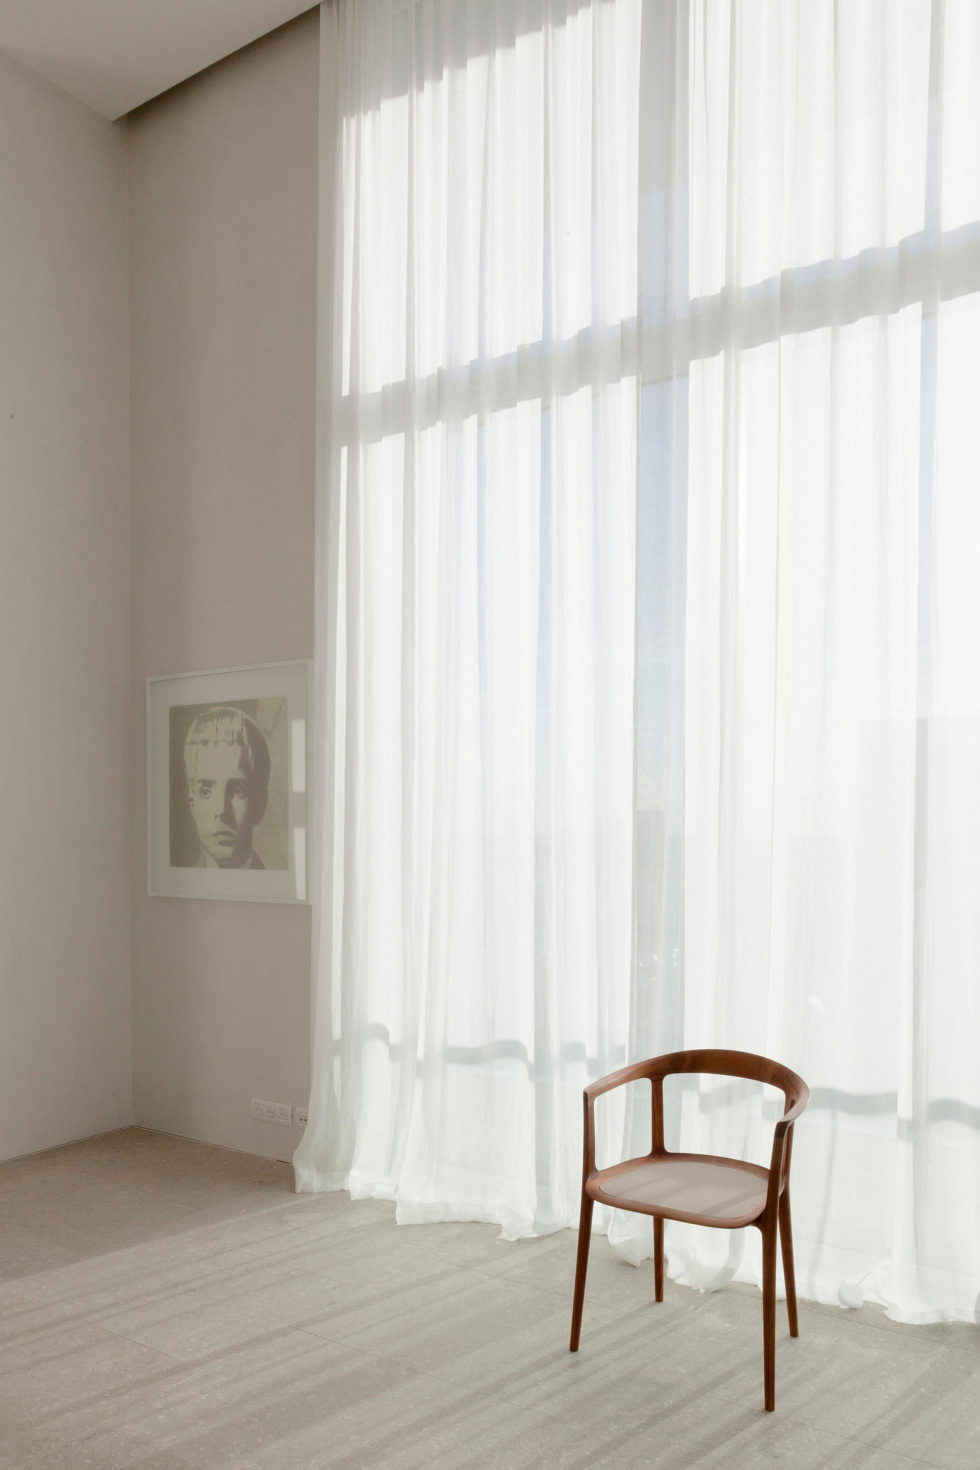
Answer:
[336,225,980,438]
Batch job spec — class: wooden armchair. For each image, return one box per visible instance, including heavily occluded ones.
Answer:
[570,1049,809,1411]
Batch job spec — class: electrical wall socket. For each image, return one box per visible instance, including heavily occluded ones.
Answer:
[295,1106,309,1128]
[251,1098,294,1125]
[252,1093,299,1123]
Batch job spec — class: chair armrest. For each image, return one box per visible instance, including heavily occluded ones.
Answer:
[776,1090,809,1130]
[584,1060,658,1102]
[582,1061,659,1178]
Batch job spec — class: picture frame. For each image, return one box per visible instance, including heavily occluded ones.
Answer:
[147,660,311,903]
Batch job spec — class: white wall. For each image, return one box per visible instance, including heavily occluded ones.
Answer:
[128,11,318,1161]
[0,52,132,1160]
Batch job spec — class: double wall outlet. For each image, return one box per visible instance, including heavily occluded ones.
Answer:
[251,1098,291,1125]
[251,1098,307,1126]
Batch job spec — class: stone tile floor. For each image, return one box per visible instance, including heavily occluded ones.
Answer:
[0,1129,976,1468]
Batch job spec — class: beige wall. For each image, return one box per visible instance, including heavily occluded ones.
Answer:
[128,11,318,1161]
[0,53,132,1160]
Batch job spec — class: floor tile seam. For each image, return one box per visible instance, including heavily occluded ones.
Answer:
[0,1263,270,1314]
[248,1233,498,1272]
[194,1210,402,1249]
[292,1316,466,1372]
[789,1321,979,1374]
[380,1359,804,1459]
[0,1296,195,1352]
[0,1219,226,1260]
[279,1276,521,1343]
[267,1351,490,1470]
[124,1126,298,1166]
[815,1299,980,1329]
[255,1254,543,1300]
[172,1209,356,1240]
[326,1337,601,1411]
[799,1328,980,1381]
[0,1417,145,1466]
[833,1316,980,1355]
[6,1395,191,1461]
[204,1216,408,1256]
[113,1270,484,1346]
[81,1316,327,1369]
[697,1379,840,1424]
[780,1316,968,1362]
[885,1453,958,1470]
[682,1385,942,1463]
[72,1278,365,1344]
[699,1372,973,1464]
[15,1254,311,1314]
[288,1323,440,1381]
[370,1336,746,1398]
[72,1315,192,1368]
[552,1401,779,1470]
[461,1259,718,1316]
[462,1257,590,1292]
[0,1215,113,1254]
[8,1250,458,1327]
[442,1265,597,1312]
[821,1417,977,1468]
[162,1238,363,1280]
[280,1330,515,1451]
[172,1181,304,1217]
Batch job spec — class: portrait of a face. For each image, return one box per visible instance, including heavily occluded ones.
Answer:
[184,708,269,868]
[169,700,287,871]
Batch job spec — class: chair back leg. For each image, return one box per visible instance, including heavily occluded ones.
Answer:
[569,1194,594,1352]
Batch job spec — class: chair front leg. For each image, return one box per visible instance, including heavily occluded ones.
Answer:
[569,1192,594,1352]
[761,1215,778,1411]
[653,1215,664,1302]
[778,1186,798,1337]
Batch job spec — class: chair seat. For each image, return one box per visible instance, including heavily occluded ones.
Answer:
[592,1156,769,1227]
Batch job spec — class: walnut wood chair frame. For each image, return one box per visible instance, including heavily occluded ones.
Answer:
[569,1048,809,1412]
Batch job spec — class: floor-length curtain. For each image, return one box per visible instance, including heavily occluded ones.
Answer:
[297,0,980,1323]
[295,0,668,1239]
[673,0,980,1321]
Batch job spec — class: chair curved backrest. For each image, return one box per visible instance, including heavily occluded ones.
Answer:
[582,1048,809,1191]
[646,1048,808,1111]
[584,1047,807,1109]
[643,1049,808,1170]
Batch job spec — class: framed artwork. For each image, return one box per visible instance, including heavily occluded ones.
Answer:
[147,660,310,903]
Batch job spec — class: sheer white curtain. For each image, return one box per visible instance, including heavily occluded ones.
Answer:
[296,0,656,1237]
[677,0,980,1323]
[297,0,980,1323]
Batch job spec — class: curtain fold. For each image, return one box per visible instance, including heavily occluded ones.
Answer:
[297,0,980,1323]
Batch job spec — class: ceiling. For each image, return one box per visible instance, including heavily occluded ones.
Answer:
[0,0,317,119]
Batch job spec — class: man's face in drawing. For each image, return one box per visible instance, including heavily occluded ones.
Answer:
[185,740,259,867]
